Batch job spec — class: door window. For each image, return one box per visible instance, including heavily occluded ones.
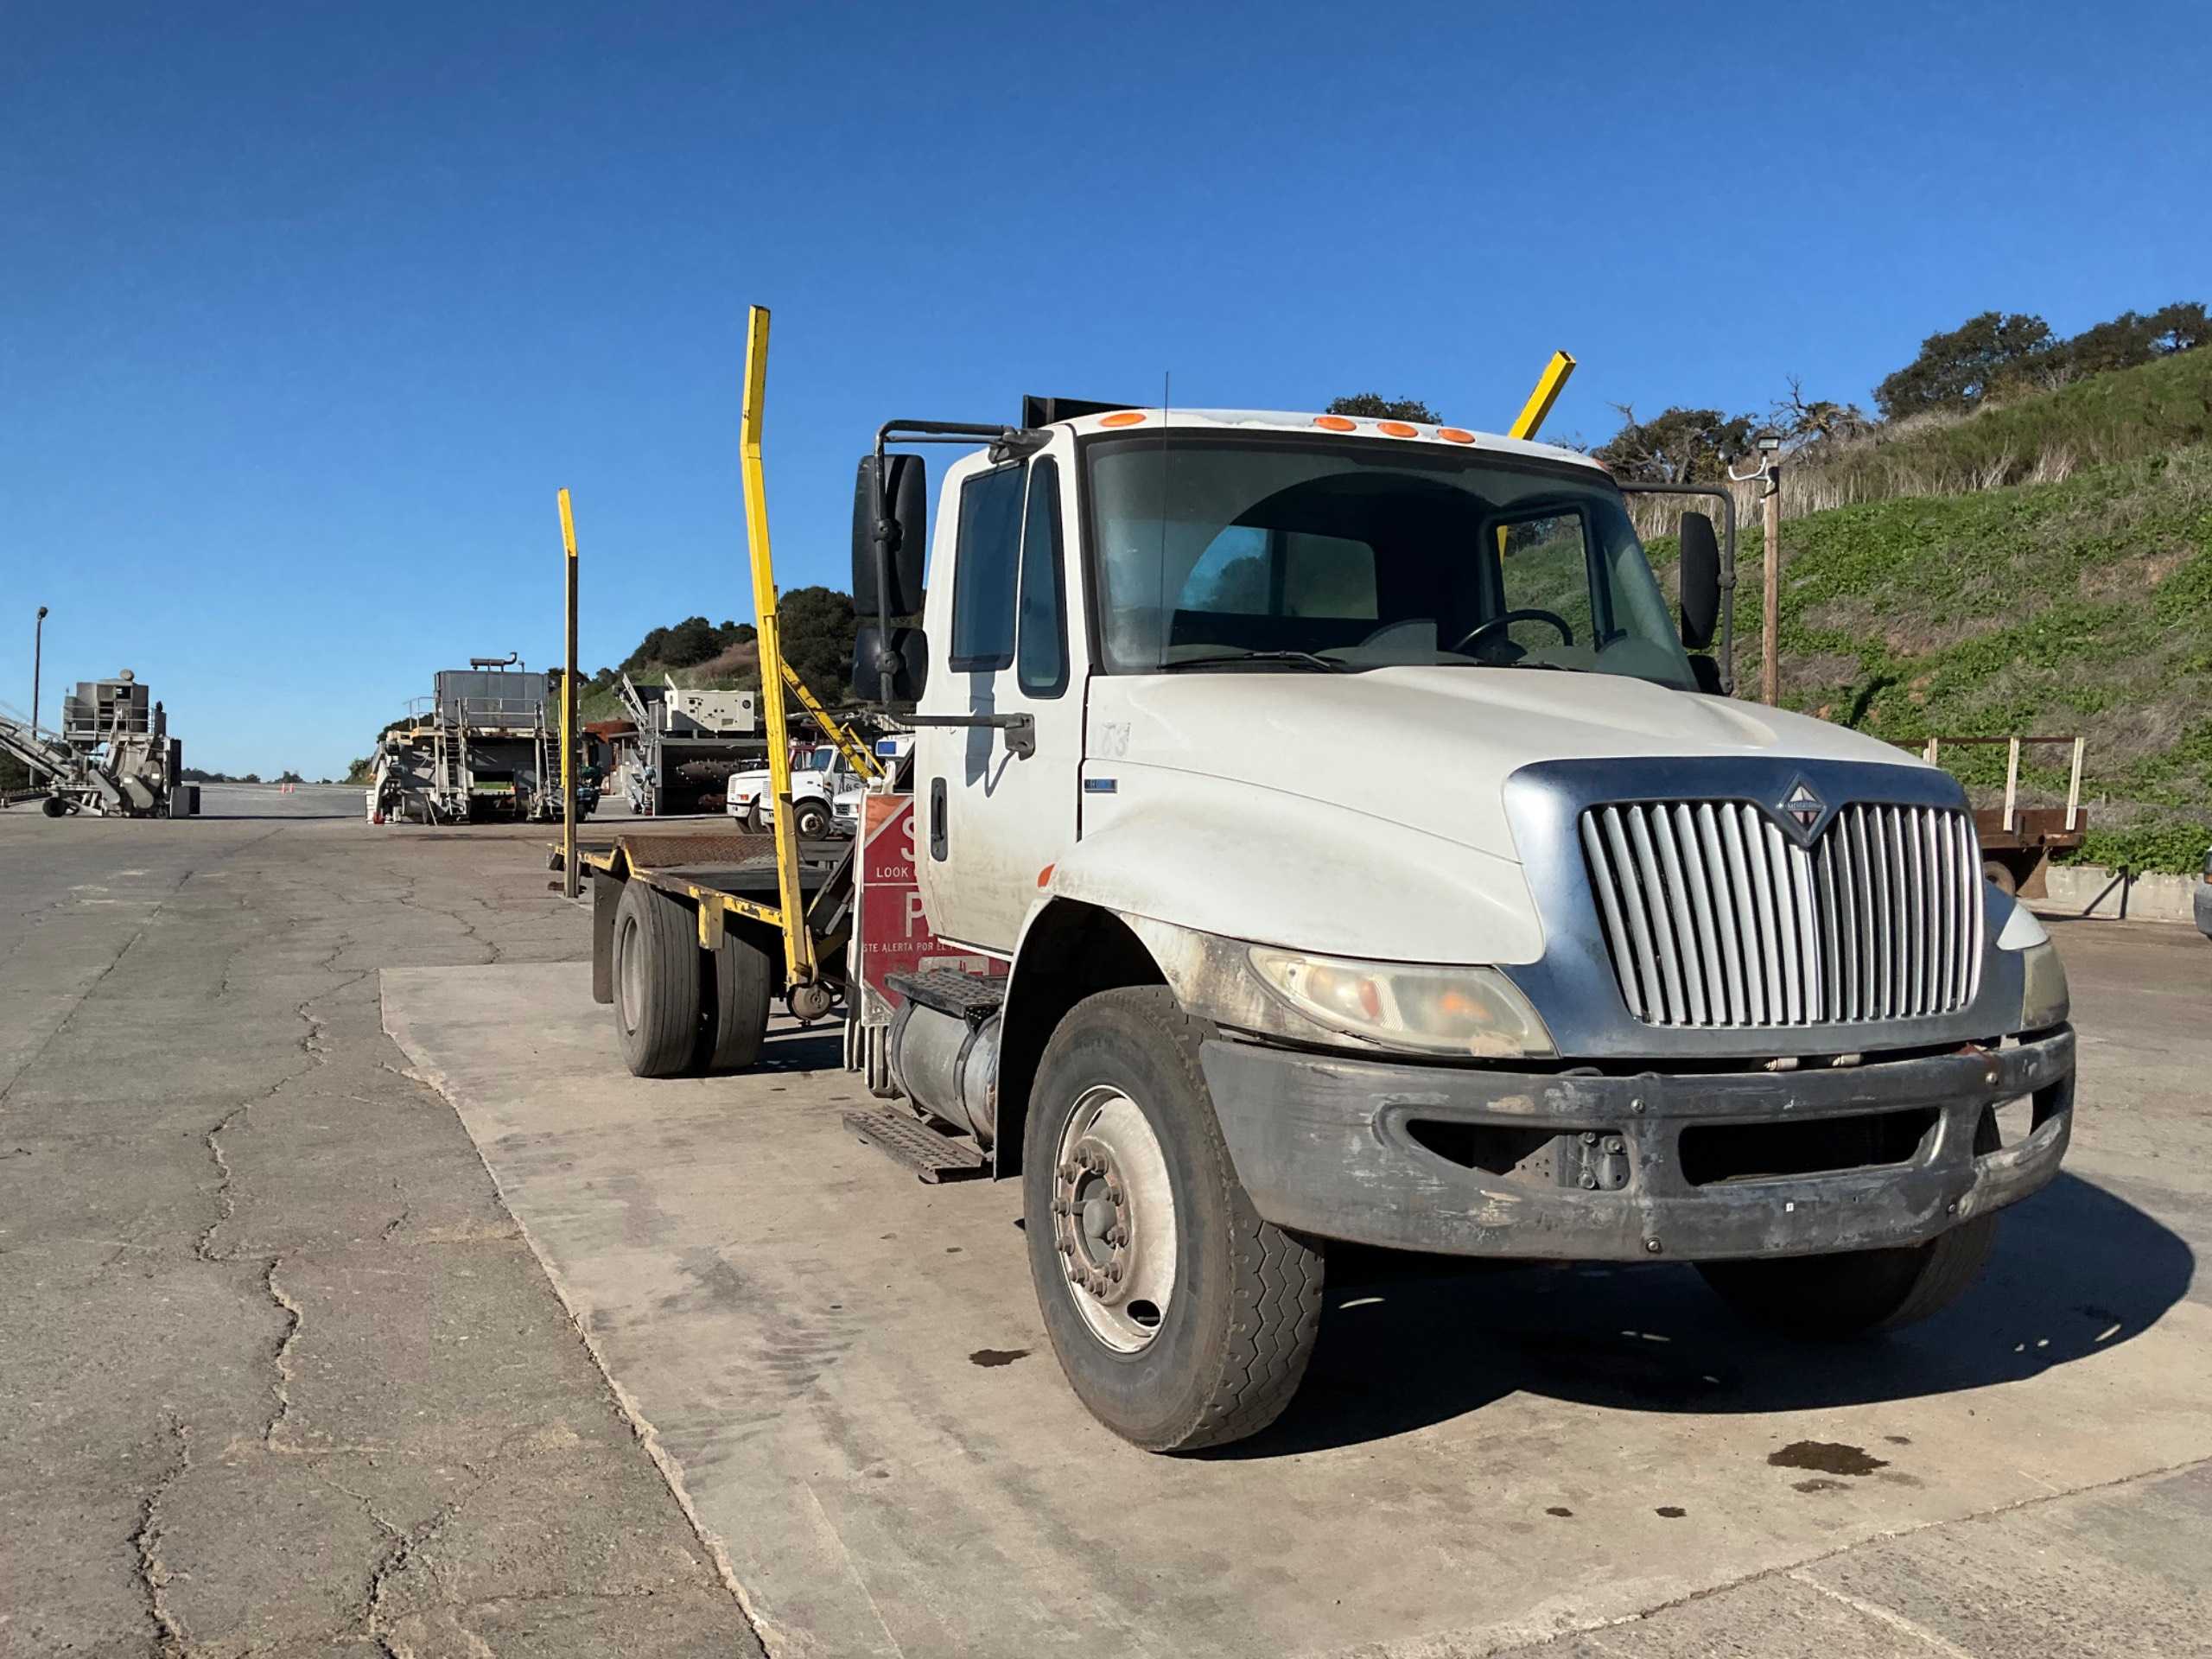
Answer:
[1494,510,1601,649]
[1016,458,1069,696]
[950,463,1025,671]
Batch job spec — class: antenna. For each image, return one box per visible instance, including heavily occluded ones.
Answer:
[1156,370,1171,667]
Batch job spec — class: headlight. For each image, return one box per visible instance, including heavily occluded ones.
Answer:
[1248,948,1555,1058]
[2018,939,2069,1029]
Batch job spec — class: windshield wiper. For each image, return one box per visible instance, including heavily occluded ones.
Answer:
[1157,650,1347,674]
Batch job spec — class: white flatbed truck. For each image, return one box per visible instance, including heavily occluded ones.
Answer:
[582,308,2077,1452]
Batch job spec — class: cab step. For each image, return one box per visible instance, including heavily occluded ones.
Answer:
[841,1107,989,1183]
[886,969,1004,1026]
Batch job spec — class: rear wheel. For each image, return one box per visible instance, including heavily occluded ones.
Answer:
[1023,987,1324,1452]
[1698,1110,2001,1336]
[700,927,772,1071]
[40,795,67,818]
[613,881,700,1077]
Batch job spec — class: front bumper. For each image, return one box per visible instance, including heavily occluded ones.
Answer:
[1200,1026,2074,1262]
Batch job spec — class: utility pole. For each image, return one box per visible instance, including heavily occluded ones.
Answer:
[557,490,581,900]
[31,606,48,788]
[1733,430,1784,704]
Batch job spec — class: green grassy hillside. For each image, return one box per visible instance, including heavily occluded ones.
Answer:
[1789,345,2212,514]
[1657,442,2212,870]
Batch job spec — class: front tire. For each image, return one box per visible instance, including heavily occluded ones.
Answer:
[613,881,700,1077]
[1697,1109,2001,1336]
[1023,988,1324,1452]
[793,798,830,839]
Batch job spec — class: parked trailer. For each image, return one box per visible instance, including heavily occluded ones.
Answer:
[1916,734,2089,897]
[569,830,854,1071]
[580,306,2077,1452]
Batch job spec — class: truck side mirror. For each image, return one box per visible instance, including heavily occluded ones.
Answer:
[1678,512,1721,651]
[854,625,927,704]
[851,454,927,619]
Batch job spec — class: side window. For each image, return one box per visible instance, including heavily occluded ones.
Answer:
[1496,510,1600,645]
[950,463,1025,671]
[1016,458,1068,696]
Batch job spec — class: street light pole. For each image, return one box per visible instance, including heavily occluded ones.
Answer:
[31,606,48,788]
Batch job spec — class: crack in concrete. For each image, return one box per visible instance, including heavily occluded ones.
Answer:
[130,1412,191,1656]
[263,1256,303,1446]
[193,1105,251,1262]
[1503,1450,2212,1659]
[392,885,505,966]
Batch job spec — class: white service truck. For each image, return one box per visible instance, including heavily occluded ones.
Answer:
[595,390,2076,1454]
[726,742,854,837]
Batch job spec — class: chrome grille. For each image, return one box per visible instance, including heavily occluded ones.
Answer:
[1580,801,1982,1027]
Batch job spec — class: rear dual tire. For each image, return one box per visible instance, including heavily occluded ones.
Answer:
[613,882,772,1077]
[1023,988,1324,1452]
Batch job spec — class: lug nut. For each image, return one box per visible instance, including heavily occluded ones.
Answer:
[1643,1237,1663,1255]
[1057,1238,1073,1255]
[1105,1183,1122,1204]
[1058,1163,1078,1182]
[1605,1137,1624,1154]
[1580,1173,1598,1189]
[1580,1131,1598,1145]
[1108,1263,1122,1283]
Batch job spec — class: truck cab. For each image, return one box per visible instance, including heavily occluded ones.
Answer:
[727,742,855,836]
[851,405,2075,1451]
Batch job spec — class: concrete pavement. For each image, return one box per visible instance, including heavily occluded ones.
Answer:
[381,919,2212,1658]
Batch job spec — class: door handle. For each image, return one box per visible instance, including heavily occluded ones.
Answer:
[929,777,948,861]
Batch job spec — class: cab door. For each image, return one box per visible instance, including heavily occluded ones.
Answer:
[913,448,1084,954]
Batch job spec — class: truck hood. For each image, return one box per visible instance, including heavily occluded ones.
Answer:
[1096,667,1928,865]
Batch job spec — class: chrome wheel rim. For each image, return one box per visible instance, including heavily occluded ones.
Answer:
[1053,1084,1177,1353]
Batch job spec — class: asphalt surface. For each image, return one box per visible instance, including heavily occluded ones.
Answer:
[5,798,2209,1657]
[0,803,759,1657]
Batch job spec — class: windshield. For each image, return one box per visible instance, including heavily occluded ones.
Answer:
[797,746,837,772]
[1085,433,1696,689]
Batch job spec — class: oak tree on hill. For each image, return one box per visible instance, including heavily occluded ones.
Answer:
[1325,393,1443,423]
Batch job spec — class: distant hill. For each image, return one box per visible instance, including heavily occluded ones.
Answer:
[1651,435,2211,871]
[580,588,857,724]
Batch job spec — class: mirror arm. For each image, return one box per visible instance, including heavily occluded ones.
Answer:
[895,711,1036,760]
[867,420,1031,705]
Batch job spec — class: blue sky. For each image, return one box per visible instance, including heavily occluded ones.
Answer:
[4,2,2207,778]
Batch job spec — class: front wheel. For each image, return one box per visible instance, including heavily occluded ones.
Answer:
[1698,1110,2002,1337]
[792,798,831,839]
[1023,988,1324,1452]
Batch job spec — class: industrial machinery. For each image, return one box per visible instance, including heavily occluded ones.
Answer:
[614,673,766,815]
[574,308,2075,1453]
[0,671,196,818]
[371,657,595,824]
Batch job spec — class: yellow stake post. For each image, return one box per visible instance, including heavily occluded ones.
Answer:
[1509,351,1577,441]
[557,487,581,900]
[738,305,817,985]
